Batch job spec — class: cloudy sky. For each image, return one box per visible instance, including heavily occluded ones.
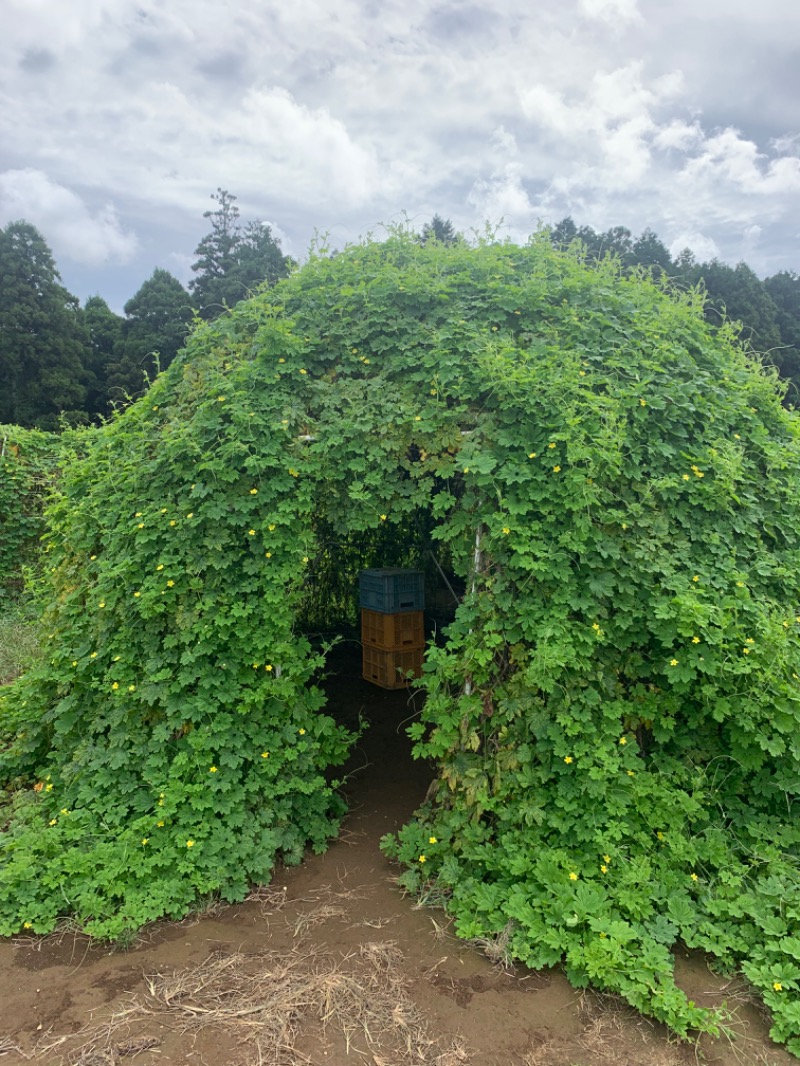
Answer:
[1,0,798,311]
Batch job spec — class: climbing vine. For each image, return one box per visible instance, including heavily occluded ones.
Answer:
[2,233,800,1053]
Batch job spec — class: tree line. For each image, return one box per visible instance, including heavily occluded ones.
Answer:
[1,199,799,429]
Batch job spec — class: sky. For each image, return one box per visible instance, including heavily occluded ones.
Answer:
[1,0,799,312]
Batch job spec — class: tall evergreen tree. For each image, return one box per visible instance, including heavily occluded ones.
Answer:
[764,271,800,401]
[189,189,292,320]
[106,269,193,403]
[0,221,90,429]
[419,214,461,245]
[83,296,123,419]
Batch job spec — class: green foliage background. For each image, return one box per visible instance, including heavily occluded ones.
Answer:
[3,233,800,1052]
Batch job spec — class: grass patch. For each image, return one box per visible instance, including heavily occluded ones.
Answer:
[0,600,40,684]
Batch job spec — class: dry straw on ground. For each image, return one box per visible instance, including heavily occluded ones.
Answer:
[40,940,470,1066]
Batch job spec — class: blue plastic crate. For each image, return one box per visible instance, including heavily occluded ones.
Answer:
[359,568,425,614]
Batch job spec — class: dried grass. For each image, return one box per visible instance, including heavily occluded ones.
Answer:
[39,940,471,1066]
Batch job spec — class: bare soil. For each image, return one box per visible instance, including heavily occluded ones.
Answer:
[0,645,794,1065]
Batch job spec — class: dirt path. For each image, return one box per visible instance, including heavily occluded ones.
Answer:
[0,647,793,1065]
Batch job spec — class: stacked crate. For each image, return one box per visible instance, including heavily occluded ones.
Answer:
[360,568,425,689]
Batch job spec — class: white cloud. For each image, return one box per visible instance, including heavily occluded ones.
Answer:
[0,169,138,265]
[578,0,641,23]
[668,231,721,262]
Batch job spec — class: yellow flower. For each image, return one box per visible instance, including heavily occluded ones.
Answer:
[528,452,537,459]
[600,864,608,873]
[692,636,700,644]
[252,663,260,669]
[502,527,510,535]
[639,399,647,407]
[463,467,470,473]
[45,783,53,791]
[657,831,664,841]
[169,520,176,527]
[553,465,561,473]
[135,512,142,517]
[128,684,136,692]
[137,522,144,529]
[141,838,149,845]
[774,982,783,992]
[209,766,217,773]
[278,358,285,363]
[619,736,627,745]
[692,575,700,583]
[429,836,438,844]
[265,552,272,558]
[268,524,276,531]
[603,855,611,864]
[156,564,164,571]
[380,514,387,521]
[157,820,164,827]
[248,529,256,536]
[166,580,175,588]
[592,622,601,632]
[564,756,573,764]
[415,416,421,421]
[548,442,556,449]
[299,728,306,735]
[734,433,741,440]
[289,469,299,477]
[186,839,195,847]
[217,395,225,402]
[299,368,308,375]
[670,658,679,666]
[186,511,193,519]
[90,554,97,560]
[160,507,167,514]
[743,647,751,655]
[626,770,635,777]
[302,556,309,563]
[250,488,258,495]
[419,855,427,863]
[49,818,57,826]
[133,591,140,597]
[569,872,578,881]
[745,637,755,644]
[23,922,33,929]
[682,474,690,481]
[579,370,586,377]
[265,664,273,672]
[261,752,269,759]
[690,872,698,881]
[99,602,105,609]
[71,660,77,666]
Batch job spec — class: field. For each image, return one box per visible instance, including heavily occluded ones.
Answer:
[0,645,793,1066]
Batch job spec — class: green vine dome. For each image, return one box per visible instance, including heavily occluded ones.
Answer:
[3,232,800,1052]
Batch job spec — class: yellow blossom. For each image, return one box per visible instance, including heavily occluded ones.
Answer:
[569,872,578,881]
[603,855,611,864]
[553,465,561,473]
[49,819,57,826]
[380,514,387,521]
[564,756,573,764]
[167,580,175,588]
[692,575,700,583]
[261,752,269,759]
[419,855,426,863]
[23,922,33,929]
[187,512,193,518]
[141,838,149,845]
[90,554,97,560]
[592,622,601,632]
[743,648,751,655]
[278,358,285,364]
[657,831,664,840]
[299,369,308,375]
[137,523,144,529]
[169,520,176,527]
[299,728,306,735]
[265,664,273,672]
[250,488,258,495]
[528,452,537,458]
[186,840,195,847]
[682,474,690,481]
[670,658,679,666]
[626,770,635,777]
[774,982,783,991]
[248,529,256,536]
[133,591,141,598]
[72,660,77,666]
[209,766,217,773]
[601,864,608,873]
[619,736,628,745]
[157,820,164,827]
[690,873,698,881]
[99,602,105,609]
[128,684,136,692]
[692,636,700,644]
[548,442,556,449]
[640,399,647,406]
[268,524,276,531]
[265,552,272,558]
[429,836,438,844]
[45,783,53,791]
[217,396,225,402]
[502,527,510,535]
[156,564,164,571]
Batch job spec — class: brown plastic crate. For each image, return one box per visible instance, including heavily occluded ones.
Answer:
[361,608,424,651]
[362,646,423,689]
